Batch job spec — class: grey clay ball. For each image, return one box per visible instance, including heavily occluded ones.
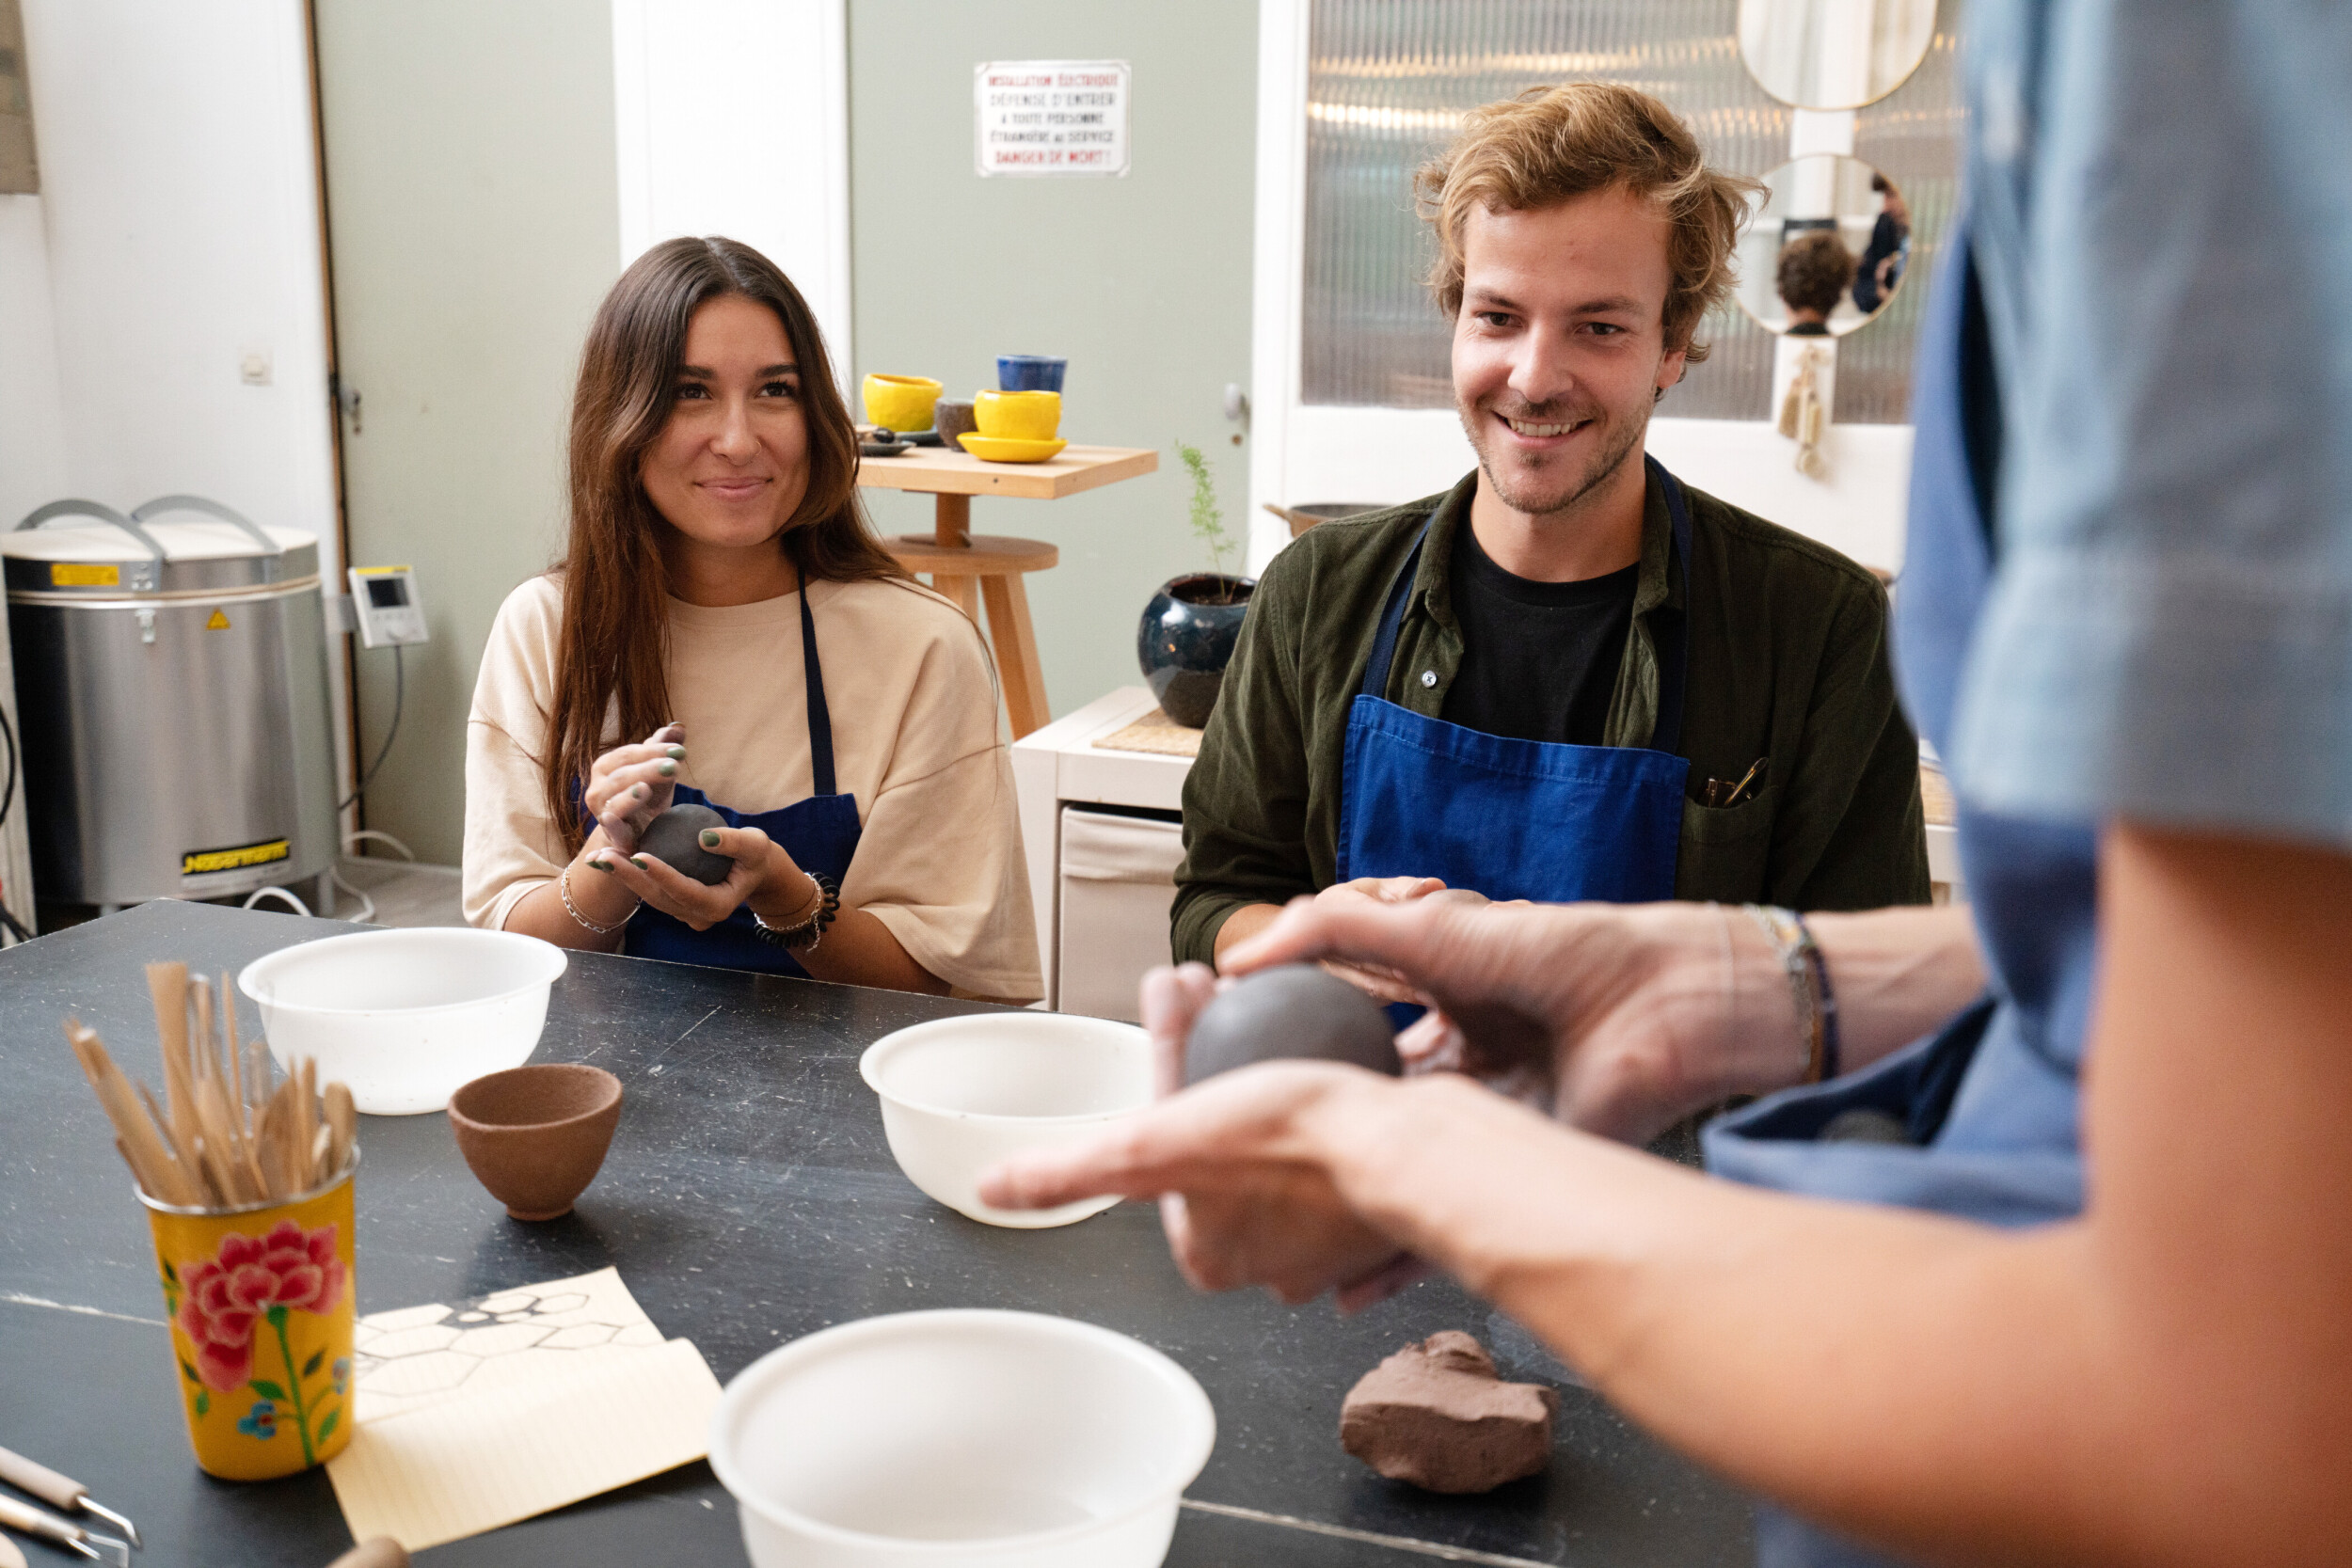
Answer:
[1184,965,1402,1086]
[635,804,733,885]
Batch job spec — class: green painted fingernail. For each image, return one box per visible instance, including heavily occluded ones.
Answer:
[589,858,612,872]
[631,856,649,870]
[666,746,685,760]
[699,829,722,848]
[659,760,676,776]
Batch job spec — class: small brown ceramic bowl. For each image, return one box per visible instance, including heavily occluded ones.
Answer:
[447,1064,623,1221]
[931,399,978,450]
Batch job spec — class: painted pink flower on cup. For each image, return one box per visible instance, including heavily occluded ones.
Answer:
[177,1220,346,1392]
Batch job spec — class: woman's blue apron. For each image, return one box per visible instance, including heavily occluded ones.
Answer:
[1335,454,1696,908]
[619,584,863,977]
[1703,216,2097,1567]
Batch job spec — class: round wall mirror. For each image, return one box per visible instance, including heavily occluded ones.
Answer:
[1737,0,1938,110]
[1733,154,1913,337]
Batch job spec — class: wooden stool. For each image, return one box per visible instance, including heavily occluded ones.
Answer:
[855,444,1158,739]
[883,526,1058,739]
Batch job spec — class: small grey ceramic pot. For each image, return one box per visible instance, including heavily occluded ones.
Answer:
[1137,572,1256,728]
[933,399,978,450]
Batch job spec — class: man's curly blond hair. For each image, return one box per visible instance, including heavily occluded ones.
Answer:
[1415,83,1759,364]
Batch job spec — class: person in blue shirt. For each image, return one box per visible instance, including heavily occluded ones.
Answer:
[980,4,2352,1563]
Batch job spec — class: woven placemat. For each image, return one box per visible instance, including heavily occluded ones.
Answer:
[1092,707,1203,757]
[1919,761,1956,827]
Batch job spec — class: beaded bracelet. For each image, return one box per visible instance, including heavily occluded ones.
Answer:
[1742,904,1840,1083]
[752,872,840,951]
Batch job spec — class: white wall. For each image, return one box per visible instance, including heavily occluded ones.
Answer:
[612,0,852,383]
[0,195,65,526]
[0,193,60,922]
[13,0,353,824]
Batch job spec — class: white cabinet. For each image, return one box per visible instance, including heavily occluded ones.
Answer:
[1010,689,1192,1016]
[1056,807,1186,1022]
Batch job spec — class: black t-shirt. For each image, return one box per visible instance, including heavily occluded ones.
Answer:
[1439,522,1639,748]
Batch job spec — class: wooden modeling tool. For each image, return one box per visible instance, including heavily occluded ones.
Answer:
[65,957,358,1208]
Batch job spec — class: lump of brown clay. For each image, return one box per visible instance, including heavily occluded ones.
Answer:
[1340,1331,1557,1494]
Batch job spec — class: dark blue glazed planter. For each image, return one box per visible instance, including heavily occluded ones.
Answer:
[1137,573,1255,729]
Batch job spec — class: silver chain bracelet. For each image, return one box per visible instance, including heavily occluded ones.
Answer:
[559,862,638,936]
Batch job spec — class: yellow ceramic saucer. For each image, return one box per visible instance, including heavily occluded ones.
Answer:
[958,434,1068,463]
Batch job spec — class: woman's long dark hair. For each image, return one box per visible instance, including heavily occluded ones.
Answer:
[543,236,909,851]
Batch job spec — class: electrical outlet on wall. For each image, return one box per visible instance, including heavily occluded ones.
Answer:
[240,350,273,386]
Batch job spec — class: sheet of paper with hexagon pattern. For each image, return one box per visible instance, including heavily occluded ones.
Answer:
[350,1267,669,1423]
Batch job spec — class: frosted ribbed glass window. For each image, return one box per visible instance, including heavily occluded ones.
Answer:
[1299,0,1961,423]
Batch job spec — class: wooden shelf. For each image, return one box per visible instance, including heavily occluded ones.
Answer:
[852,444,1157,499]
[882,534,1058,577]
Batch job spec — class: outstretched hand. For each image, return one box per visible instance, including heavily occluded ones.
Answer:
[978,1053,1422,1309]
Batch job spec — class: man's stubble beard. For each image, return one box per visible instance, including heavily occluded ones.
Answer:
[1460,391,1652,521]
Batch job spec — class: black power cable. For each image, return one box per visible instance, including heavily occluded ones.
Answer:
[0,692,33,943]
[339,643,405,813]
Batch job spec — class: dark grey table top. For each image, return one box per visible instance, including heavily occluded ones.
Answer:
[0,900,1751,1566]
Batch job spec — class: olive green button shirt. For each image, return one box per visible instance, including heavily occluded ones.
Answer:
[1170,469,1930,963]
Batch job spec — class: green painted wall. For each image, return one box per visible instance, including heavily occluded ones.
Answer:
[315,1,618,866]
[848,0,1259,719]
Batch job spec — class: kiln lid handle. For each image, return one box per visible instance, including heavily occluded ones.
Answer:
[15,499,170,562]
[130,494,285,557]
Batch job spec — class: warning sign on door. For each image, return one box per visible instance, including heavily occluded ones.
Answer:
[975,60,1130,178]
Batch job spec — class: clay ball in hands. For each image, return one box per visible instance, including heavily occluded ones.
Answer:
[1184,965,1403,1085]
[634,804,733,884]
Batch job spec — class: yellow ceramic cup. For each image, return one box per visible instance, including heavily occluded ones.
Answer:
[142,1152,358,1481]
[862,373,943,433]
[973,389,1062,441]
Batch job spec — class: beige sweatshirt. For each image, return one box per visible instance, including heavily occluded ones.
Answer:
[463,573,1041,1002]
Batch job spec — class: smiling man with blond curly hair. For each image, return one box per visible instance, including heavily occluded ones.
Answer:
[1175,83,1928,1024]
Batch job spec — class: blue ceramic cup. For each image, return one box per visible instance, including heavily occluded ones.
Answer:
[996,356,1067,393]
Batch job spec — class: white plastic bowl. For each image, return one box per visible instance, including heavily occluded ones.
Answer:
[859,1012,1151,1227]
[237,928,568,1115]
[710,1309,1215,1568]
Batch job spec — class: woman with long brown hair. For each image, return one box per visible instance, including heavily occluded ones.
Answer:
[460,236,1040,999]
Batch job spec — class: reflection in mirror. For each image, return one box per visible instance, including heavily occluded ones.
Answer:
[1737,0,1937,110]
[1734,155,1911,338]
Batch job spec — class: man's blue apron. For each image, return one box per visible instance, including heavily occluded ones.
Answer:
[1704,215,2096,1568]
[1335,454,1695,910]
[620,582,863,977]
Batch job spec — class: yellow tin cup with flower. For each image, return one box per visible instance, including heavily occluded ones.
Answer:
[141,1151,358,1480]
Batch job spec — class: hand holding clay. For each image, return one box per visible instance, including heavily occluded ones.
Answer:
[1307,878,1487,1005]
[634,803,734,884]
[1341,1331,1556,1493]
[582,722,687,851]
[1182,965,1402,1085]
[1217,894,1787,1146]
[588,820,802,932]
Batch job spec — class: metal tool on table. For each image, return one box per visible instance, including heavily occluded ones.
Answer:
[0,1446,139,1549]
[0,1492,131,1567]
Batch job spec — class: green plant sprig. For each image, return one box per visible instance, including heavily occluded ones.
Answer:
[1175,440,1235,577]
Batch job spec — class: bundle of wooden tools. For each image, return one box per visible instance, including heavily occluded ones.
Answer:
[65,960,357,1209]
